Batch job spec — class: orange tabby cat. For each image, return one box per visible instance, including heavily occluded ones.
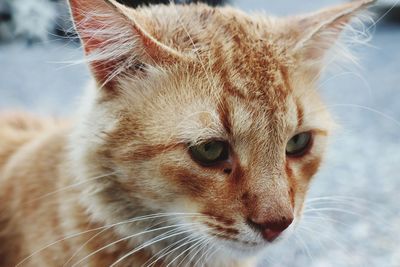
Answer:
[0,0,374,266]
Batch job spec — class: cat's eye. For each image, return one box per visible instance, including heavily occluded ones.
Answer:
[286,132,312,157]
[189,141,229,165]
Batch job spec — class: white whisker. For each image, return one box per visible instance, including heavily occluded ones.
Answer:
[142,234,194,267]
[72,223,199,267]
[367,0,400,30]
[16,213,202,266]
[165,235,206,267]
[294,234,313,263]
[191,238,212,267]
[109,226,199,267]
[327,103,400,129]
[63,227,110,266]
[29,171,118,203]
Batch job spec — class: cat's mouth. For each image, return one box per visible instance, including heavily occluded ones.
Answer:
[201,219,296,256]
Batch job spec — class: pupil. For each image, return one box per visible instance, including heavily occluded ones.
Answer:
[204,143,211,151]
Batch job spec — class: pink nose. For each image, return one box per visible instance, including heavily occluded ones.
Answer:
[247,217,293,242]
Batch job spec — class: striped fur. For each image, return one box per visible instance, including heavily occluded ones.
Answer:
[0,0,374,266]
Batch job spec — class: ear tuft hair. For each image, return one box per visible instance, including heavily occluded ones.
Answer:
[68,0,183,89]
[287,0,376,73]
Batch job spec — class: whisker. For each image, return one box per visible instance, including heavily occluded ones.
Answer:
[306,196,387,214]
[327,103,400,129]
[201,244,220,267]
[72,223,199,267]
[306,196,398,220]
[63,227,110,266]
[304,207,368,217]
[177,236,208,267]
[16,212,202,266]
[294,234,314,263]
[302,213,350,228]
[367,0,400,30]
[108,226,199,267]
[186,228,227,267]
[191,238,212,267]
[307,195,391,208]
[319,71,372,97]
[297,225,367,266]
[165,235,206,267]
[304,201,393,223]
[28,171,118,204]
[142,234,194,267]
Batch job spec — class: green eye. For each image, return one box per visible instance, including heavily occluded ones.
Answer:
[189,141,229,165]
[286,132,312,157]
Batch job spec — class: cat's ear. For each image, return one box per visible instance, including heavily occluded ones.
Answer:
[68,0,183,88]
[287,0,375,68]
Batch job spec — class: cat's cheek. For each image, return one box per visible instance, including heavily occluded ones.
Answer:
[287,155,323,218]
[159,164,213,197]
[300,157,322,180]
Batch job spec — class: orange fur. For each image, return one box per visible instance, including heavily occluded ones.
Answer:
[0,0,374,266]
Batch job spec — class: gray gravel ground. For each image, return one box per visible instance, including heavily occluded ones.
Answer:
[0,1,399,266]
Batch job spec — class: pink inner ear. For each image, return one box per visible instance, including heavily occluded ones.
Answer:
[301,18,349,61]
[292,0,374,62]
[68,0,183,89]
[69,0,128,86]
[83,32,127,89]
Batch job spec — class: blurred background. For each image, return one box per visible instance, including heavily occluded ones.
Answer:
[0,0,399,266]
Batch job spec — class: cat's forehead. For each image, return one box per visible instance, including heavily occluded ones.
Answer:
[123,4,299,115]
[198,44,295,129]
[195,18,294,109]
[117,48,301,145]
[208,49,292,108]
[149,64,299,145]
[116,4,326,143]
[165,56,324,147]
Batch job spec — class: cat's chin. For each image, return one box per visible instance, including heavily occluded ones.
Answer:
[211,225,296,261]
[212,239,268,260]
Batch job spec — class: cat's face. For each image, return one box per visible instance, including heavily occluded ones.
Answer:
[69,0,372,261]
[102,64,330,255]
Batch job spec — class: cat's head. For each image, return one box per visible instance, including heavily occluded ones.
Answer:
[68,0,373,261]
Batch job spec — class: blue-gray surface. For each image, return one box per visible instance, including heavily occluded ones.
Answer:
[0,1,399,266]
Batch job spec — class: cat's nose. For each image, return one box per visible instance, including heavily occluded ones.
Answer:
[247,216,293,242]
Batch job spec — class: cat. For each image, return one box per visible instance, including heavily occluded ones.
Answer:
[0,0,374,266]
